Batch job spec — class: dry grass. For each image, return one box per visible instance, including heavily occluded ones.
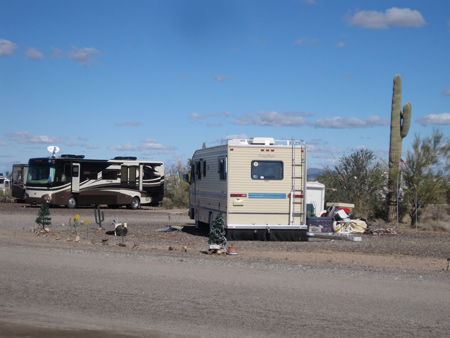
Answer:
[416,204,450,232]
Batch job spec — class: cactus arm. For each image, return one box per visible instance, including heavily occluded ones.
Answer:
[401,102,412,138]
[94,205,105,228]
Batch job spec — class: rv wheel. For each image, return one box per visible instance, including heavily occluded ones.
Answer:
[67,197,77,209]
[128,196,140,210]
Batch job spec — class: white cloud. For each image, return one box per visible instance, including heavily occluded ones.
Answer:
[233,111,311,127]
[313,116,389,129]
[190,111,229,120]
[337,41,345,48]
[6,131,60,144]
[347,7,426,29]
[441,89,450,96]
[416,113,450,126]
[0,39,18,56]
[107,143,139,151]
[214,75,232,82]
[25,47,44,61]
[115,122,141,127]
[67,46,101,67]
[140,139,167,150]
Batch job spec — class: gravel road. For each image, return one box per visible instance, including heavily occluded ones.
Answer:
[1,202,450,337]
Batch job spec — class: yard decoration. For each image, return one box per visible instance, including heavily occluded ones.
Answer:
[35,202,51,230]
[119,223,126,247]
[208,211,227,247]
[387,74,411,222]
[73,214,80,236]
[94,205,105,229]
[85,219,89,240]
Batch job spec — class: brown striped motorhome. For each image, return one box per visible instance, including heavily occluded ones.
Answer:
[25,155,164,209]
[187,138,308,241]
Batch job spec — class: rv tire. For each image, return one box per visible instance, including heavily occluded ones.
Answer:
[128,196,140,210]
[67,197,77,209]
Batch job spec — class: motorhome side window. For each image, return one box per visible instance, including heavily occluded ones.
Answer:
[251,161,283,180]
[195,161,201,180]
[218,157,227,180]
[102,170,118,180]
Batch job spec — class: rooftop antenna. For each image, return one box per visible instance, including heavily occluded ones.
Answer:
[47,146,60,158]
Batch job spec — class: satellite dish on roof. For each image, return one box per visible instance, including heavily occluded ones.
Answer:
[47,146,60,157]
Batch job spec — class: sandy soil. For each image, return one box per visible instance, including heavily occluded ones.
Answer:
[1,202,450,274]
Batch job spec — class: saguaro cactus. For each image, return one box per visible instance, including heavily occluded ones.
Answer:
[94,205,105,229]
[387,74,412,222]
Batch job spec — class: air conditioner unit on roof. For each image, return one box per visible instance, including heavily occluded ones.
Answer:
[250,137,275,145]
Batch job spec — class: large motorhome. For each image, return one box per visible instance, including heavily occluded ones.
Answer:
[11,163,28,201]
[25,155,164,209]
[187,137,308,241]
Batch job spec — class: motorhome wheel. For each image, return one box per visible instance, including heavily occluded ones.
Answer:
[129,196,140,210]
[67,197,77,209]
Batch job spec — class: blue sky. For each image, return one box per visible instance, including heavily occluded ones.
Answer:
[1,0,449,173]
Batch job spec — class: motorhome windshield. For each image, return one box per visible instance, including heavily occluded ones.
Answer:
[27,160,56,185]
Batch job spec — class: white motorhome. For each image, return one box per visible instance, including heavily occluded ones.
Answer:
[0,173,11,192]
[187,137,308,241]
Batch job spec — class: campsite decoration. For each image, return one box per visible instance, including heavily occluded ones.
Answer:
[119,223,126,247]
[227,245,238,255]
[85,219,89,239]
[387,74,411,222]
[73,214,80,236]
[208,211,227,247]
[94,205,104,229]
[35,202,51,230]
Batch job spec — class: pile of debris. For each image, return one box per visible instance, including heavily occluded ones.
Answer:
[364,228,396,235]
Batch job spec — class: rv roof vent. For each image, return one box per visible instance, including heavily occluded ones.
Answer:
[114,156,137,160]
[61,154,85,159]
[250,137,275,145]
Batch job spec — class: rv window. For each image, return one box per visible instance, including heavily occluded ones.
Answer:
[218,157,227,180]
[195,161,201,180]
[72,166,79,178]
[251,161,283,180]
[203,161,206,177]
[102,170,118,180]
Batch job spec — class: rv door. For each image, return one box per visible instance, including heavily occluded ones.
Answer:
[121,165,138,188]
[71,163,80,193]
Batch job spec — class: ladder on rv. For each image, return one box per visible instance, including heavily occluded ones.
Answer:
[289,140,306,225]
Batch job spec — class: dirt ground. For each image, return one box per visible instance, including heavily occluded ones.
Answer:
[1,202,450,274]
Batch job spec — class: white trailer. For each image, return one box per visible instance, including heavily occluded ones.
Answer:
[187,137,308,241]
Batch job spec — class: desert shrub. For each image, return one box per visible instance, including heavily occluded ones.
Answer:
[0,189,12,202]
[414,204,450,232]
[161,159,190,209]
